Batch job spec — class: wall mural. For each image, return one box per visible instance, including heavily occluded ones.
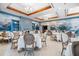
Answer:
[47,18,79,31]
[0,20,19,31]
[0,22,11,31]
[48,18,79,36]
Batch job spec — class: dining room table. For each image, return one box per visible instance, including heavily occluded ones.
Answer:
[17,33,42,51]
[64,36,79,56]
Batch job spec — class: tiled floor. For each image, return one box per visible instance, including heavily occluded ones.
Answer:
[0,37,62,56]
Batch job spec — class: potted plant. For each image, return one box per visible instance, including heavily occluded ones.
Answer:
[50,26,56,30]
[57,25,68,31]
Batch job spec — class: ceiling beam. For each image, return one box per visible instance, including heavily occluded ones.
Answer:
[67,12,79,16]
[35,17,44,20]
[48,16,58,19]
[7,5,51,16]
[28,5,51,16]
[7,6,29,16]
[35,16,58,21]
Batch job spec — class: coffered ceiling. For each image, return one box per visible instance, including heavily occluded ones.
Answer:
[0,3,79,22]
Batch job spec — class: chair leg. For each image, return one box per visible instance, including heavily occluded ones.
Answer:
[61,49,63,56]
[32,49,34,56]
[27,51,29,56]
[32,51,34,56]
[24,44,26,56]
[11,43,13,49]
[24,50,27,56]
[44,41,47,46]
[42,41,47,47]
[27,49,34,56]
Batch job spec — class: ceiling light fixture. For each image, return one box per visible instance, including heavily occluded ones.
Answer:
[24,4,33,14]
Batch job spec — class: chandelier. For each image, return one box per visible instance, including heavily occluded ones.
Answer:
[24,4,33,14]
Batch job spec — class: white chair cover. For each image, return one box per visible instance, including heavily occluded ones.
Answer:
[6,31,14,39]
[10,32,14,39]
[62,33,69,43]
[64,43,73,56]
[56,32,61,41]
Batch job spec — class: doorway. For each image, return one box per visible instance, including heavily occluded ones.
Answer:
[42,25,48,33]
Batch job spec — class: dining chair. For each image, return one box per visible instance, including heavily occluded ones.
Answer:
[24,33,35,56]
[11,32,19,49]
[41,33,47,46]
[72,41,79,56]
[0,36,3,43]
[61,33,69,56]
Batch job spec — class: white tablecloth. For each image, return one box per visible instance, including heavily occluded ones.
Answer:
[64,43,73,56]
[70,37,79,42]
[18,33,42,50]
[53,32,68,42]
[17,36,25,50]
[33,34,42,48]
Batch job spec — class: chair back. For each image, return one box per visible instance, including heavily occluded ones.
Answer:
[13,32,19,40]
[42,32,47,41]
[24,34,35,45]
[47,30,52,36]
[2,31,8,37]
[66,32,72,38]
[72,41,79,56]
